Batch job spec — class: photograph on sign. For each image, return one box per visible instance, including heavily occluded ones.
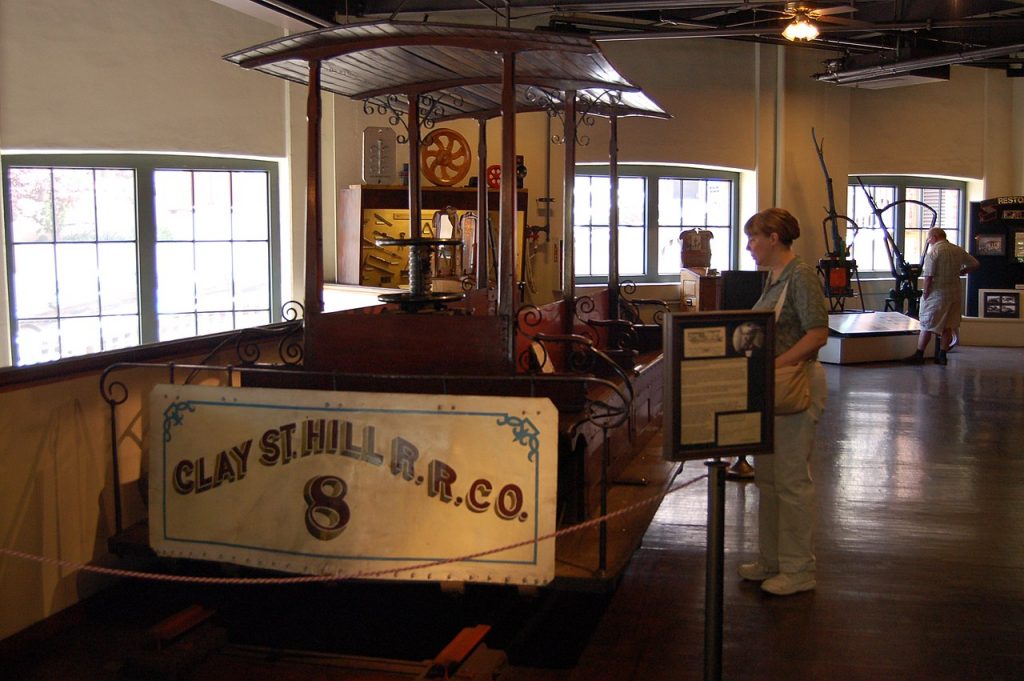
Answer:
[149,384,558,586]
[976,234,1006,256]
[663,310,775,461]
[980,290,1020,319]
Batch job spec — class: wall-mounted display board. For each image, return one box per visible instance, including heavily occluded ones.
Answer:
[663,310,775,462]
[968,197,1024,316]
[979,288,1021,319]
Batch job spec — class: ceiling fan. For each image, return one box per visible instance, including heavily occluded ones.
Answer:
[775,3,860,41]
[719,3,862,33]
[780,3,859,22]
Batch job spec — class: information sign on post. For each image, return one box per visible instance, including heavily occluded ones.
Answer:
[662,309,776,681]
[663,310,776,461]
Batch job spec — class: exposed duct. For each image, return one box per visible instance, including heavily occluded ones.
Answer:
[814,42,1024,86]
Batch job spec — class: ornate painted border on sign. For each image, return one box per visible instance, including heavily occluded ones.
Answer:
[149,384,557,585]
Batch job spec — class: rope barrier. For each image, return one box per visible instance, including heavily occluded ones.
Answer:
[0,472,707,586]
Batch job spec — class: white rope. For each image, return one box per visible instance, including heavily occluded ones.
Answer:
[0,473,707,586]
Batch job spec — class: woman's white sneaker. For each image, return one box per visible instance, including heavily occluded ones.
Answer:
[761,571,816,595]
[737,561,778,581]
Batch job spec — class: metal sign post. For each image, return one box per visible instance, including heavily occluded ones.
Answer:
[703,457,727,681]
[662,310,777,681]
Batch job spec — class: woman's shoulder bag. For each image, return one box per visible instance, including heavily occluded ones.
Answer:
[773,280,811,414]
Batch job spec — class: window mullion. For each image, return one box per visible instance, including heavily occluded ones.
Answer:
[137,166,159,344]
[646,178,658,283]
[895,187,907,252]
[267,170,283,320]
[47,170,63,359]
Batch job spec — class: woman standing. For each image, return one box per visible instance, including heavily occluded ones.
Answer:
[740,208,829,596]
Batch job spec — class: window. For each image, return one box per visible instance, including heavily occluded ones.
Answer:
[846,177,965,274]
[574,165,738,283]
[3,154,281,366]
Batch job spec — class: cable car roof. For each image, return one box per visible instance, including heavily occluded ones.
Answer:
[224,20,670,120]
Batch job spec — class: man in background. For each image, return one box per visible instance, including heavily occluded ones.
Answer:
[906,228,980,365]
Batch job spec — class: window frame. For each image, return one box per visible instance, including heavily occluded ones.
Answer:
[2,153,282,365]
[573,164,740,285]
[846,175,966,276]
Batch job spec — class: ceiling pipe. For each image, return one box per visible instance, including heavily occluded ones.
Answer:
[559,0,778,8]
[245,0,333,27]
[815,42,1024,83]
[593,17,1024,42]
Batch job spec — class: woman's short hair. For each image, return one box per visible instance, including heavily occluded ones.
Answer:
[744,208,801,246]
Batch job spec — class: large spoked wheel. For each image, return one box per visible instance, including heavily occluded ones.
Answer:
[421,128,471,187]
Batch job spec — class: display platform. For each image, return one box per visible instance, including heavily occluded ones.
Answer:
[959,315,1024,347]
[819,311,921,364]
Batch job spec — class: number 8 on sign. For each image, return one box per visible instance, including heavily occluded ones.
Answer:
[303,475,350,540]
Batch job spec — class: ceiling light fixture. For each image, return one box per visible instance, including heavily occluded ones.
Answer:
[783,10,819,41]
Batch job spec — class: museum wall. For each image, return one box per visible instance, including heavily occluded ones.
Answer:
[848,66,1016,195]
[580,38,759,170]
[0,0,286,156]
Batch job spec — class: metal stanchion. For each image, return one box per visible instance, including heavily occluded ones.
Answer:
[704,457,727,681]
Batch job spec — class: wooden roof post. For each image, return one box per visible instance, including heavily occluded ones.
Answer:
[562,89,577,334]
[476,116,489,291]
[407,93,422,239]
[608,113,620,320]
[305,59,324,318]
[500,49,517,364]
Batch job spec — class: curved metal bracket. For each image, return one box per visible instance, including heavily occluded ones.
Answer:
[619,280,671,326]
[362,92,466,145]
[515,303,634,429]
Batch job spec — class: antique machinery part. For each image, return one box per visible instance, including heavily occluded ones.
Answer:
[459,212,478,276]
[375,236,464,312]
[813,128,849,260]
[486,164,501,189]
[813,128,863,312]
[367,94,465,313]
[362,126,397,184]
[816,213,866,313]
[855,177,937,318]
[420,127,471,187]
[431,207,464,278]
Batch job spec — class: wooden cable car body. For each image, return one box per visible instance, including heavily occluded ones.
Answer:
[113,21,674,587]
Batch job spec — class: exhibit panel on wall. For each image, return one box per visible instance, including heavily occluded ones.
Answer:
[967,197,1024,316]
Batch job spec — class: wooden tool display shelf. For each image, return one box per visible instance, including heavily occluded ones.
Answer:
[680,267,722,312]
[337,184,528,288]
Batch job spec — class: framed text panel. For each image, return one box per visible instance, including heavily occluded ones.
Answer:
[663,310,775,462]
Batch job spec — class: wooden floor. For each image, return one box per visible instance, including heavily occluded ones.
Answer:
[3,346,1023,680]
[565,345,1024,681]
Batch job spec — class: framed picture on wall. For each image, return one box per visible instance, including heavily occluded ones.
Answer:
[975,234,1006,256]
[979,290,1020,319]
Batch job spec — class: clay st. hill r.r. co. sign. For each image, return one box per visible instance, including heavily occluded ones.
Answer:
[149,384,557,585]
